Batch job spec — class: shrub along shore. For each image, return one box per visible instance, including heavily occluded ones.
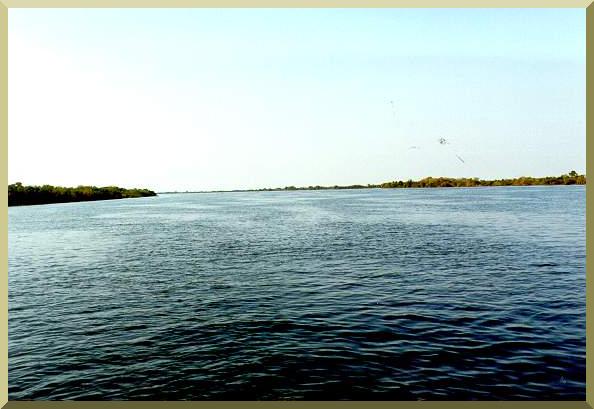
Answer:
[8,183,157,206]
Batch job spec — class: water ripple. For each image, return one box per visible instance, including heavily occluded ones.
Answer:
[8,186,585,400]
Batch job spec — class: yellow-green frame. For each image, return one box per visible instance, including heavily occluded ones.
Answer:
[0,1,592,408]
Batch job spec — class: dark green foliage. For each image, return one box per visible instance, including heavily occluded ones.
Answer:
[8,182,157,206]
[252,171,586,192]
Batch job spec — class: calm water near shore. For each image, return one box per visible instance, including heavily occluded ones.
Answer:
[8,186,585,400]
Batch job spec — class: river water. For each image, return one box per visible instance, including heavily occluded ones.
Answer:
[8,186,585,400]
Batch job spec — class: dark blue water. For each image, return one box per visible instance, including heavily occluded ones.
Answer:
[8,186,585,400]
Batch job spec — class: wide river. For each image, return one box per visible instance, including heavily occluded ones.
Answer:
[8,186,585,400]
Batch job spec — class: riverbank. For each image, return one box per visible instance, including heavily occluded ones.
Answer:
[8,183,157,206]
[159,171,585,194]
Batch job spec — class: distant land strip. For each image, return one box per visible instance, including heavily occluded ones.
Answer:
[8,183,157,206]
[160,171,586,194]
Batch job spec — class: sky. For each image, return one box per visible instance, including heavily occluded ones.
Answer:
[8,8,585,192]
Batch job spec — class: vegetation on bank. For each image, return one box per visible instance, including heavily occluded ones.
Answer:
[13,171,583,202]
[253,171,586,192]
[8,183,157,206]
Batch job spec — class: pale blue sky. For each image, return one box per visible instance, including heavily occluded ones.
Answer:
[9,9,585,191]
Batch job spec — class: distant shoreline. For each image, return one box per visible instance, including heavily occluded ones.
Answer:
[159,171,586,194]
[8,172,585,204]
[8,183,157,207]
[159,184,586,194]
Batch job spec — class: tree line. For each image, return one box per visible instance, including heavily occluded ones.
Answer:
[254,171,586,191]
[8,183,157,206]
